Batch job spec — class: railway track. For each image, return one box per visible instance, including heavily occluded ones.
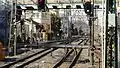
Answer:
[69,48,83,68]
[0,48,55,68]
[0,38,88,68]
[52,39,88,68]
[53,49,74,68]
[15,48,58,68]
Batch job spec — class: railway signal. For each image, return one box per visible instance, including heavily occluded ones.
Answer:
[38,0,45,10]
[83,1,93,16]
[109,0,113,12]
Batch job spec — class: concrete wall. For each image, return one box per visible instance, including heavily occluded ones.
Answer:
[24,10,42,23]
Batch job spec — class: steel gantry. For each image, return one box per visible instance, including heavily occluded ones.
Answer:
[103,0,118,68]
[8,0,18,56]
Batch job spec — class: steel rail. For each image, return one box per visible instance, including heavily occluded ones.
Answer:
[68,48,83,68]
[0,48,50,68]
[16,48,58,68]
[0,37,87,68]
[53,49,74,68]
[53,39,86,68]
[40,37,81,48]
[68,39,88,68]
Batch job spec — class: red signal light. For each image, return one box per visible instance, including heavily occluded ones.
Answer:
[38,0,45,10]
[38,0,45,5]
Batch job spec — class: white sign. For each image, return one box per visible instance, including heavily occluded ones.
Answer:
[108,14,115,27]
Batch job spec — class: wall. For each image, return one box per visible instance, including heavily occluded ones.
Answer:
[25,10,42,23]
[41,12,51,33]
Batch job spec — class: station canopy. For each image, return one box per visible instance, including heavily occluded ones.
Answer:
[47,0,82,3]
[17,0,102,4]
[47,0,102,3]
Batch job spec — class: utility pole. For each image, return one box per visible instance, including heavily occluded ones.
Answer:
[114,0,118,67]
[8,0,13,56]
[104,0,109,67]
[91,0,95,66]
[13,0,17,56]
[89,17,93,66]
[101,0,105,68]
